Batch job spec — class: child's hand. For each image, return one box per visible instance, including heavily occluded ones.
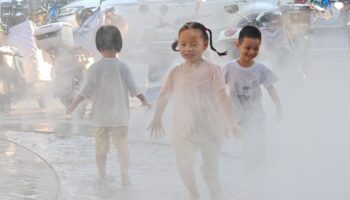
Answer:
[142,100,152,109]
[147,119,164,138]
[66,104,75,115]
[231,123,244,138]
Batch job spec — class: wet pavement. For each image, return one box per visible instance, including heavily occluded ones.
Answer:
[0,128,244,200]
[0,138,59,200]
[0,100,244,200]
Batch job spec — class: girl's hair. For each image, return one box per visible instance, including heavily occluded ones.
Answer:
[95,25,122,52]
[172,22,227,56]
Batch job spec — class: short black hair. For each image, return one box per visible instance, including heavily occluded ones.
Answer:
[238,25,261,43]
[95,25,122,52]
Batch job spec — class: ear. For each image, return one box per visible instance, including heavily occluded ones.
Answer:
[235,40,240,49]
[204,40,209,49]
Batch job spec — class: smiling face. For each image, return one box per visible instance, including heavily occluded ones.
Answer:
[178,29,208,63]
[236,37,261,64]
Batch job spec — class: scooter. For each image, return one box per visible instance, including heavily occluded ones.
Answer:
[216,4,294,63]
[216,3,312,80]
[35,22,89,118]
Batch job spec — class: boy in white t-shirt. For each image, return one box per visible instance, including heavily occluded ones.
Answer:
[67,25,150,187]
[224,25,283,167]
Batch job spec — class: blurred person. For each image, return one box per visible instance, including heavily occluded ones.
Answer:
[0,54,24,113]
[310,0,332,20]
[104,7,128,38]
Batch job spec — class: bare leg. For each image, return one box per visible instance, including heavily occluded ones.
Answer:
[111,127,130,186]
[119,148,129,180]
[95,128,110,178]
[96,154,107,178]
[115,139,129,182]
[176,140,200,199]
[201,140,223,200]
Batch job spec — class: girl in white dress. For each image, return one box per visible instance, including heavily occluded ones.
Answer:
[148,22,241,200]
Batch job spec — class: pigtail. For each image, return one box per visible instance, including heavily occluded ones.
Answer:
[172,40,179,52]
[206,28,227,56]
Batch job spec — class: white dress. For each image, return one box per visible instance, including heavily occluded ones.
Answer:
[160,60,230,143]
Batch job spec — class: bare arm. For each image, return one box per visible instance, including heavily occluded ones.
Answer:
[266,85,283,117]
[154,95,169,120]
[66,95,85,114]
[217,89,241,136]
[148,68,174,137]
[147,94,169,137]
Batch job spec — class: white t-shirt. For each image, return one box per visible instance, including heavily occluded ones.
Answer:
[80,58,141,127]
[224,60,278,124]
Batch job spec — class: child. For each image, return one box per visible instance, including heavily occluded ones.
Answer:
[223,25,282,168]
[66,25,150,187]
[148,22,241,200]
